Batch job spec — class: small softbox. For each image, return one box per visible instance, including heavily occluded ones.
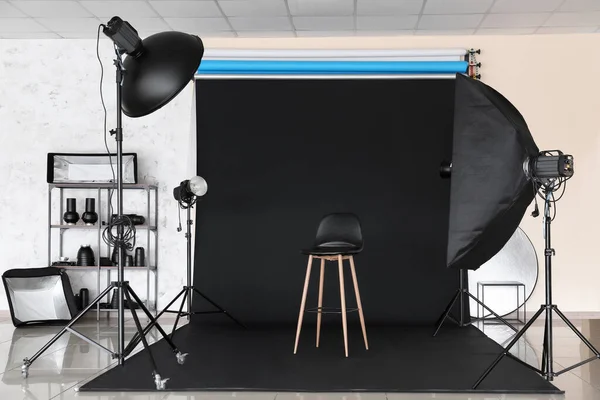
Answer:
[2,267,78,327]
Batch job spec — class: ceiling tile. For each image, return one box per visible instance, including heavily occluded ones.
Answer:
[288,0,354,16]
[476,27,537,34]
[356,0,423,16]
[296,30,354,36]
[12,1,92,18]
[0,1,26,17]
[228,16,290,30]
[0,18,48,32]
[0,32,60,38]
[415,29,475,35]
[124,17,170,31]
[424,0,493,15]
[356,30,414,36]
[491,0,562,13]
[219,0,287,17]
[164,17,230,31]
[149,1,221,17]
[537,26,598,33]
[418,14,483,29]
[57,30,104,38]
[35,17,100,31]
[357,15,418,30]
[192,31,235,37]
[481,13,550,28]
[293,16,354,30]
[560,0,600,12]
[236,30,295,37]
[136,31,165,37]
[80,1,158,18]
[544,12,600,26]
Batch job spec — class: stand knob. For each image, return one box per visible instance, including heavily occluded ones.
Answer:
[154,374,169,390]
[176,351,188,365]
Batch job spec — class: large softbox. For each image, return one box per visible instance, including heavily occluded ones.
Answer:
[447,74,539,270]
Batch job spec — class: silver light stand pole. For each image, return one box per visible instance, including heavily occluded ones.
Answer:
[115,50,125,368]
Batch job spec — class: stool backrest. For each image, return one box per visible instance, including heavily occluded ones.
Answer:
[314,213,363,249]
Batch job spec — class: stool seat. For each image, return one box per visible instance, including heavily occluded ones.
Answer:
[301,245,361,256]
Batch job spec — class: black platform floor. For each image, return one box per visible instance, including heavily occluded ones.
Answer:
[81,322,561,394]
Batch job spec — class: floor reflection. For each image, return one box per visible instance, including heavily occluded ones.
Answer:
[0,317,597,399]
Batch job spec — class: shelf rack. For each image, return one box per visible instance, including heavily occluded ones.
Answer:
[48,183,158,320]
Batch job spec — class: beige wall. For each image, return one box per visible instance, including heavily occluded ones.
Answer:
[202,34,600,312]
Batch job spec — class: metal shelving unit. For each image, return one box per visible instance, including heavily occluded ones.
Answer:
[48,183,158,320]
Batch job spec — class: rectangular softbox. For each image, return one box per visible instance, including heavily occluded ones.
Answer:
[2,267,78,327]
[47,152,138,184]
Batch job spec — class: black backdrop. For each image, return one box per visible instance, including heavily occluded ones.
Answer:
[194,78,458,325]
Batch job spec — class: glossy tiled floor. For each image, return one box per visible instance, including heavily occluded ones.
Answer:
[1,314,600,400]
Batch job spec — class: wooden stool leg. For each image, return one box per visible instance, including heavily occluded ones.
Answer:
[338,254,348,357]
[349,256,369,350]
[294,255,313,354]
[316,258,325,347]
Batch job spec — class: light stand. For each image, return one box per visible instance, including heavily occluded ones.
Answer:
[433,270,519,336]
[473,183,600,387]
[127,193,245,347]
[21,51,188,391]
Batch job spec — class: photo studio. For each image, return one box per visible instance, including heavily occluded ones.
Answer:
[1,1,600,399]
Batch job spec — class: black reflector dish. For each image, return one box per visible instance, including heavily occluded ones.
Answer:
[122,31,204,118]
[447,74,539,270]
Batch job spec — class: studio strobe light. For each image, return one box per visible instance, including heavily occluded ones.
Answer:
[433,74,599,386]
[173,176,208,204]
[22,17,205,390]
[102,17,143,58]
[526,151,574,180]
[129,176,245,346]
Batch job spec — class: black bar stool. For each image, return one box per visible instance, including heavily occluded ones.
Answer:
[293,213,369,357]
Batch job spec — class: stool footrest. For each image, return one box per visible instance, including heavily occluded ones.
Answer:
[306,306,359,314]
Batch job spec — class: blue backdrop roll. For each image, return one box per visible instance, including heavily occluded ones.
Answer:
[197,60,468,75]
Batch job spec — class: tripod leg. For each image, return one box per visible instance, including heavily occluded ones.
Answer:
[541,324,548,374]
[433,290,460,337]
[22,285,115,377]
[544,304,554,380]
[473,305,545,389]
[125,286,186,361]
[466,292,518,333]
[554,307,600,356]
[125,288,187,356]
[192,287,246,328]
[170,289,189,341]
[123,288,168,390]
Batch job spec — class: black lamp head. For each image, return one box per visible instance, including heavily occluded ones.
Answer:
[173,176,208,204]
[103,16,204,118]
[103,17,143,58]
[525,150,574,182]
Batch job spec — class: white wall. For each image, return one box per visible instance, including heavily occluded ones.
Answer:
[1,33,600,312]
[0,39,196,309]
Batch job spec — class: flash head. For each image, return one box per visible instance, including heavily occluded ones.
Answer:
[103,16,144,58]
